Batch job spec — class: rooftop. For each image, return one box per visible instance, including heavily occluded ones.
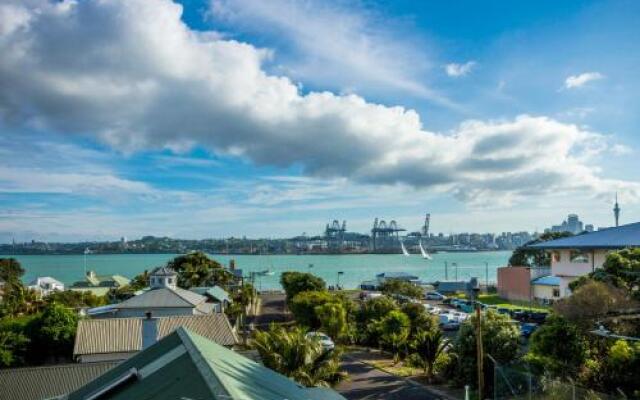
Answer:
[376,272,419,280]
[190,285,232,303]
[116,286,207,309]
[527,222,640,250]
[531,275,561,286]
[0,362,117,400]
[150,266,177,277]
[68,327,345,400]
[74,314,238,357]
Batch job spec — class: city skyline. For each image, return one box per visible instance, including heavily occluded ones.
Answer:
[1,0,639,242]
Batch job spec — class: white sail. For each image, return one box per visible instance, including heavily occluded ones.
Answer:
[400,239,410,256]
[419,241,432,260]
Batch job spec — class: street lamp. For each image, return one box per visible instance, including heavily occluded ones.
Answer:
[452,262,458,281]
[337,271,344,289]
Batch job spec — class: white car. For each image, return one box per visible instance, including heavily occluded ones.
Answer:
[425,291,446,301]
[306,332,335,351]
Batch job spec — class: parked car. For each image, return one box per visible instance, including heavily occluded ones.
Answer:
[361,292,383,301]
[306,332,335,351]
[423,304,441,314]
[529,312,548,324]
[425,291,446,301]
[520,323,538,338]
[497,307,510,315]
[442,320,461,331]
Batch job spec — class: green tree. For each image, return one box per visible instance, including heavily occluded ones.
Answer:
[315,301,347,342]
[526,315,587,378]
[508,232,573,267]
[380,280,424,299]
[29,303,79,363]
[452,310,519,392]
[280,272,326,301]
[411,328,447,381]
[0,258,25,283]
[252,324,346,387]
[289,290,336,328]
[45,290,107,308]
[573,248,640,301]
[401,302,438,336]
[597,340,640,396]
[379,310,411,363]
[356,295,399,346]
[554,280,636,330]
[0,329,29,367]
[167,251,232,289]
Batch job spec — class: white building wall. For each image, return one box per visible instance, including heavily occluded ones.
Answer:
[550,249,610,277]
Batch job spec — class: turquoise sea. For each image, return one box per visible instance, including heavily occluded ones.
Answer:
[10,252,511,291]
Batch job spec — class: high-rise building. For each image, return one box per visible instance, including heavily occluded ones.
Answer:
[614,194,621,227]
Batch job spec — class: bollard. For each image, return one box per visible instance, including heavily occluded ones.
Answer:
[465,385,470,400]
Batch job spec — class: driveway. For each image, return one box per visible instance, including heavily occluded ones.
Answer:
[249,292,292,328]
[336,352,448,400]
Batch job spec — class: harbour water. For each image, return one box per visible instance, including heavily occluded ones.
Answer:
[11,251,511,291]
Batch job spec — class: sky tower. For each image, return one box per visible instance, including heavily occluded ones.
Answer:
[614,193,621,227]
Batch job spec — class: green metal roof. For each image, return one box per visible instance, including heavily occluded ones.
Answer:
[67,327,346,400]
[190,285,232,303]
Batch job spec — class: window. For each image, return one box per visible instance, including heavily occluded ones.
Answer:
[570,250,589,263]
[552,288,560,297]
[551,251,561,263]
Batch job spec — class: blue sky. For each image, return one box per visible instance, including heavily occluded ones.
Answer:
[0,0,639,242]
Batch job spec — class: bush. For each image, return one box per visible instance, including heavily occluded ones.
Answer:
[281,272,326,301]
[289,290,336,328]
[380,280,423,299]
[451,310,519,394]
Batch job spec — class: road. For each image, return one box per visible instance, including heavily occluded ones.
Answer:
[249,292,291,328]
[336,352,445,400]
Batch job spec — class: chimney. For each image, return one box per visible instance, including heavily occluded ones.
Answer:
[142,312,158,350]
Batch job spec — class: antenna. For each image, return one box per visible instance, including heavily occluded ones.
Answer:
[614,193,621,227]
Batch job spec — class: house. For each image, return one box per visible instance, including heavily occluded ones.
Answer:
[497,266,551,302]
[28,276,64,297]
[526,222,640,298]
[0,362,117,400]
[69,270,130,296]
[67,327,346,400]
[88,267,215,318]
[73,313,237,363]
[190,285,232,312]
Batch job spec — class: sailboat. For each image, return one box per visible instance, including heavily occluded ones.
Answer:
[400,239,410,257]
[419,241,433,260]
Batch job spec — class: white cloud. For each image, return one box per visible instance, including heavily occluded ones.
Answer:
[564,72,604,89]
[0,0,637,210]
[210,0,454,107]
[445,61,477,77]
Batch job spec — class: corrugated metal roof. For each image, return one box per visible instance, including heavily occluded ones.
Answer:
[531,275,561,286]
[191,285,231,303]
[74,314,237,357]
[68,328,346,400]
[528,222,640,250]
[115,287,206,309]
[0,362,117,400]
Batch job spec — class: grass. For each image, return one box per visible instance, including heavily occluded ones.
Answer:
[368,359,420,377]
[477,294,550,312]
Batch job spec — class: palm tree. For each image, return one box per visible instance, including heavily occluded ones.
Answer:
[411,328,448,382]
[252,324,346,387]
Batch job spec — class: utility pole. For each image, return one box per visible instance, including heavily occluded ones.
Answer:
[445,261,448,280]
[476,305,484,400]
[485,262,489,288]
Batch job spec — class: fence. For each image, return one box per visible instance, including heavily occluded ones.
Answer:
[491,358,620,400]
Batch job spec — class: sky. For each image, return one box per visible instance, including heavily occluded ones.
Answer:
[0,0,639,242]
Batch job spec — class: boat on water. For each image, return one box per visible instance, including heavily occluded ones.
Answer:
[419,241,433,260]
[400,239,410,256]
[258,269,275,276]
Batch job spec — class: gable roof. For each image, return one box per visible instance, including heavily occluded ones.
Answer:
[528,222,640,250]
[68,327,345,400]
[115,286,206,309]
[150,266,177,277]
[190,285,231,303]
[74,314,237,357]
[0,362,117,400]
